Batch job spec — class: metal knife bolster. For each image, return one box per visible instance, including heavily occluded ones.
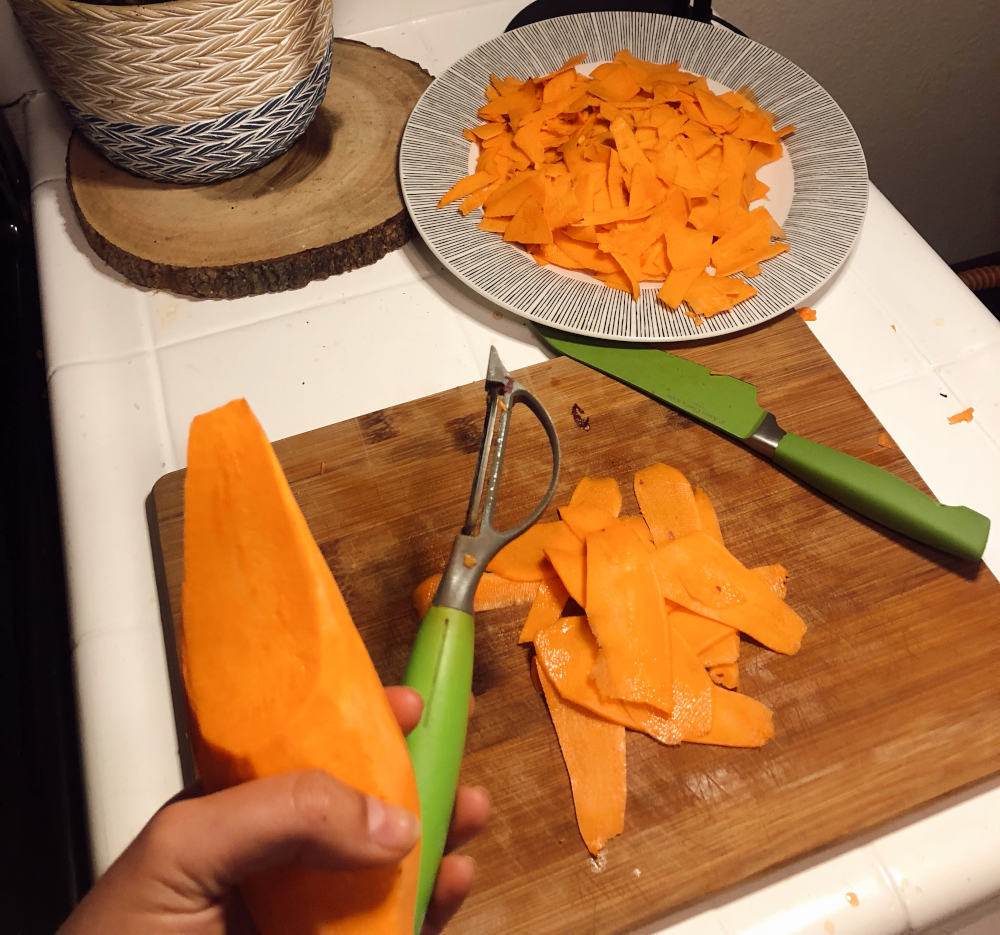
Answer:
[744,412,787,457]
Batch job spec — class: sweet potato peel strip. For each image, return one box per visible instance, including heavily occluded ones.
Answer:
[456,467,804,856]
[438,51,794,320]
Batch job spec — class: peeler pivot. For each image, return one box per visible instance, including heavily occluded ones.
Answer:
[403,347,560,933]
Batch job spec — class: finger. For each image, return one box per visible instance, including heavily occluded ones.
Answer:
[420,854,476,935]
[386,688,473,733]
[159,779,205,808]
[140,770,420,900]
[445,785,491,853]
[385,686,423,733]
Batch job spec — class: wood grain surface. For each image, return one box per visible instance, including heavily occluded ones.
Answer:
[67,39,431,298]
[149,311,999,934]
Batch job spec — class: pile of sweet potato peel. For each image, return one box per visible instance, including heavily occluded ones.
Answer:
[437,51,795,320]
[415,464,806,855]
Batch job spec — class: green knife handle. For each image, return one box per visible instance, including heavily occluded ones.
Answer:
[402,604,475,934]
[773,433,990,561]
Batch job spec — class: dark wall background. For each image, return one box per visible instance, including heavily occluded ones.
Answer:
[1,110,90,935]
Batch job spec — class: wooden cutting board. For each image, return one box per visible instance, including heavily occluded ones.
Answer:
[149,311,999,934]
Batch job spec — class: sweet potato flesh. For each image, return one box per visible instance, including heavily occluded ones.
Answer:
[182,399,419,935]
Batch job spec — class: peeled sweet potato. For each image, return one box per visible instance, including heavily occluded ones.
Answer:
[181,399,420,935]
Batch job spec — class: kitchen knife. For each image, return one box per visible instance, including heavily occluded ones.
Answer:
[535,325,990,561]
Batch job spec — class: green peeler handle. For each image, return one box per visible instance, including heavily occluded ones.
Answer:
[402,604,475,935]
[773,433,991,561]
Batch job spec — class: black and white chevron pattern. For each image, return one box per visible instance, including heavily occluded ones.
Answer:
[399,12,869,342]
[71,39,333,185]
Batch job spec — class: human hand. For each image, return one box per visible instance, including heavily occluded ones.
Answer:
[59,686,490,935]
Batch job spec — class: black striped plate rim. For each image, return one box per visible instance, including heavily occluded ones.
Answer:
[399,11,868,342]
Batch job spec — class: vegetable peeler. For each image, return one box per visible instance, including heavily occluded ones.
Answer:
[403,347,560,933]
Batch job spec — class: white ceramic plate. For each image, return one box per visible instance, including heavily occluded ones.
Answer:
[399,12,868,342]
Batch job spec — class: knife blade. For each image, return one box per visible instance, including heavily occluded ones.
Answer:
[535,325,990,562]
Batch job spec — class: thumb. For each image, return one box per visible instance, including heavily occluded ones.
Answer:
[146,770,420,899]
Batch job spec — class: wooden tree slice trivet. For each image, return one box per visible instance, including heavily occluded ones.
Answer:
[66,39,432,299]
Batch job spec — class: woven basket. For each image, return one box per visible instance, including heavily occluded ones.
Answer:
[11,0,334,183]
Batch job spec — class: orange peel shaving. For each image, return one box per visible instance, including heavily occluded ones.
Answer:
[437,50,794,319]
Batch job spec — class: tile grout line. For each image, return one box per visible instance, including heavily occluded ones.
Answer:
[868,846,919,934]
[848,334,1000,402]
[148,284,426,354]
[39,265,434,385]
[148,345,180,472]
[23,91,72,193]
[134,296,181,470]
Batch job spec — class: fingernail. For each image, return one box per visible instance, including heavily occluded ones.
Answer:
[367,797,420,851]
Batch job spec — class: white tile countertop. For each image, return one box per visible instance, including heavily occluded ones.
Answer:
[4,1,1000,933]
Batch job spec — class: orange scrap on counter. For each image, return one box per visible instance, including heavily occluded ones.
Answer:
[436,50,794,320]
[417,463,806,856]
[796,306,817,321]
[948,406,974,424]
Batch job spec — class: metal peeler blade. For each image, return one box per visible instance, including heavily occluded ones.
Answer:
[443,347,560,612]
[402,346,560,934]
